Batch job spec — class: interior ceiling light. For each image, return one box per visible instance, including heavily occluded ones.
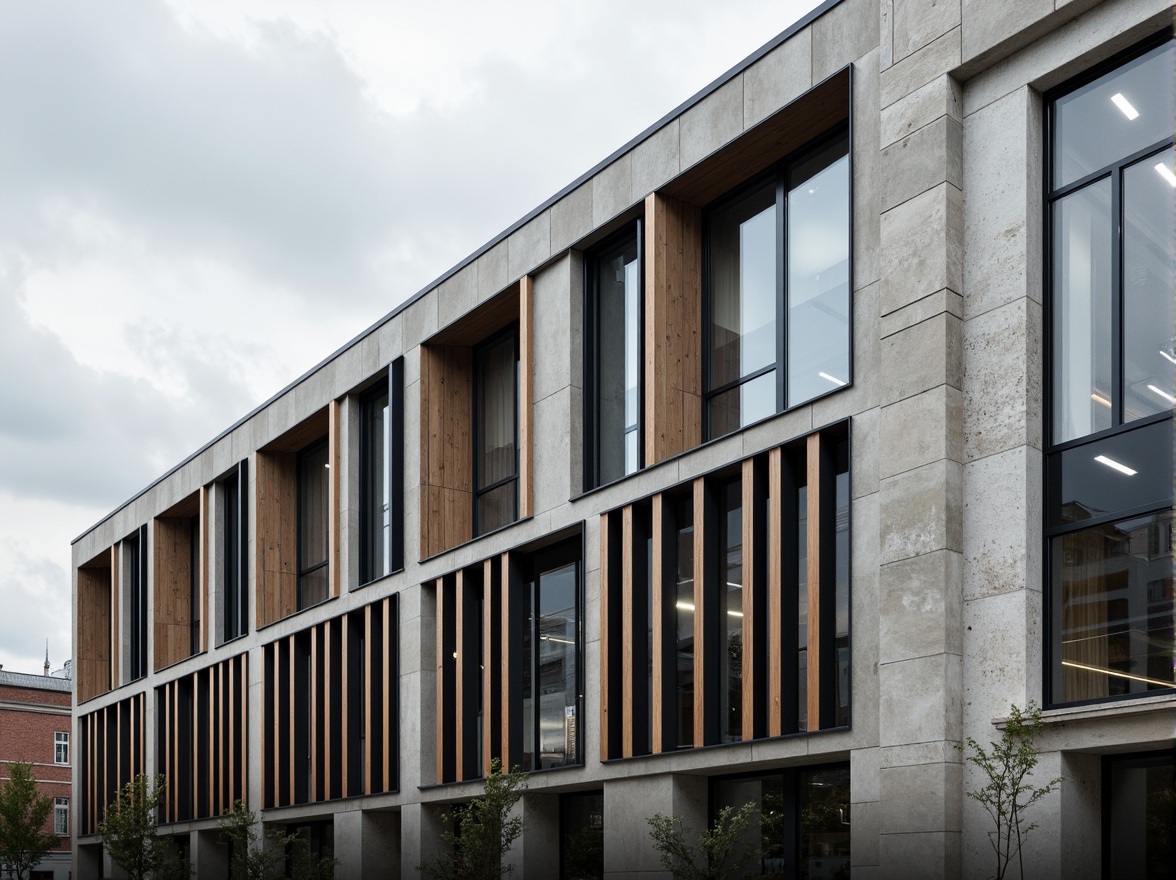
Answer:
[1146,384,1176,405]
[1110,92,1139,119]
[1161,349,1176,366]
[1062,659,1173,689]
[1090,392,1111,408]
[1155,161,1176,187]
[818,371,848,387]
[1094,454,1137,476]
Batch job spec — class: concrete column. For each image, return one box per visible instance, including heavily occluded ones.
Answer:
[604,774,707,880]
[876,3,966,876]
[504,792,559,878]
[192,828,229,880]
[335,809,400,880]
[400,802,449,878]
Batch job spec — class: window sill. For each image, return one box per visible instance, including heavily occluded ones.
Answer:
[996,692,1176,728]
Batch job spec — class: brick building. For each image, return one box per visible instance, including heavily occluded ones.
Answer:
[0,667,72,880]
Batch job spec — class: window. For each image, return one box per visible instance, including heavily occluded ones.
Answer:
[585,224,643,489]
[1046,38,1175,706]
[560,791,604,880]
[54,730,69,765]
[298,439,330,610]
[599,425,850,759]
[1103,750,1175,879]
[54,798,68,836]
[359,359,403,585]
[474,327,519,536]
[127,524,148,681]
[222,461,248,641]
[711,764,850,879]
[705,130,850,438]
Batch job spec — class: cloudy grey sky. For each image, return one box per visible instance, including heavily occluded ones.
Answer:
[0,0,822,675]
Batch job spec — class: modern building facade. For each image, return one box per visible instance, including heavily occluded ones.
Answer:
[71,0,1174,877]
[1,667,73,880]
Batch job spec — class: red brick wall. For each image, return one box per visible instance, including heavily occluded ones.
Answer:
[0,683,72,851]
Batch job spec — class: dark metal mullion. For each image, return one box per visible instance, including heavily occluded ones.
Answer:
[705,363,777,400]
[636,216,645,473]
[1044,499,1173,539]
[389,357,404,574]
[1048,138,1174,202]
[530,572,540,769]
[237,460,249,635]
[477,473,518,496]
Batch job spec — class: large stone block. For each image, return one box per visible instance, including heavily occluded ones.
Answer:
[631,121,679,199]
[879,289,963,340]
[961,0,1053,69]
[893,0,961,64]
[962,443,1040,584]
[881,74,962,148]
[878,653,963,746]
[532,257,574,403]
[853,48,881,292]
[878,458,963,563]
[812,0,880,80]
[881,26,961,108]
[436,263,477,332]
[507,209,551,281]
[880,113,961,212]
[852,745,882,804]
[592,151,633,228]
[402,293,438,349]
[879,760,963,833]
[880,311,963,404]
[679,75,744,169]
[744,30,812,128]
[550,182,593,255]
[879,549,964,664]
[879,384,962,479]
[962,590,1037,727]
[531,389,572,516]
[476,240,509,301]
[879,182,963,316]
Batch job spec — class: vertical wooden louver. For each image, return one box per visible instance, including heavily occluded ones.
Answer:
[78,692,146,835]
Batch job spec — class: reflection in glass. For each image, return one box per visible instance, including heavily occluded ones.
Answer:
[797,481,808,731]
[1054,42,1174,188]
[475,331,518,535]
[561,791,604,880]
[720,479,743,742]
[1052,179,1112,443]
[710,371,776,439]
[788,148,850,406]
[675,498,695,748]
[1106,752,1176,880]
[1053,511,1174,703]
[298,439,329,609]
[834,463,850,728]
[360,383,390,584]
[799,766,851,880]
[535,561,578,769]
[1123,148,1176,425]
[592,232,642,486]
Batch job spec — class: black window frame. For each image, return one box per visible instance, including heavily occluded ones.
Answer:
[1043,33,1176,709]
[222,460,248,643]
[296,438,330,611]
[127,524,148,682]
[583,220,644,491]
[472,324,521,538]
[359,358,405,586]
[702,123,853,440]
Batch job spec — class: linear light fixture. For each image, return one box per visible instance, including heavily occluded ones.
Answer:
[1094,454,1137,476]
[1110,92,1139,120]
[1156,162,1176,187]
[1147,384,1176,404]
[1090,392,1111,408]
[1161,350,1176,367]
[675,600,742,618]
[818,371,847,387]
[1061,659,1173,689]
[540,635,576,645]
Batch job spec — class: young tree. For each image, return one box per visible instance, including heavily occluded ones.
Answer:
[646,802,759,880]
[98,774,188,880]
[218,801,335,880]
[960,702,1063,880]
[0,761,60,880]
[419,760,527,880]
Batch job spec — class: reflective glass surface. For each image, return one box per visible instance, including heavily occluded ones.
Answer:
[1054,42,1174,188]
[360,385,390,583]
[298,440,329,608]
[593,233,642,486]
[675,498,695,748]
[1106,753,1176,880]
[799,766,851,880]
[710,370,776,438]
[720,479,743,743]
[536,561,578,768]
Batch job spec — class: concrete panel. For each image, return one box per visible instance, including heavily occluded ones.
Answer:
[603,774,676,877]
[550,182,593,255]
[962,446,1040,601]
[593,152,633,228]
[852,48,882,292]
[532,389,572,516]
[879,760,963,833]
[878,458,964,563]
[892,0,961,64]
[401,803,449,879]
[881,74,962,148]
[850,489,882,730]
[852,745,882,804]
[880,27,961,108]
[476,241,509,301]
[1059,752,1101,880]
[631,121,679,199]
[436,264,478,332]
[880,289,964,340]
[744,30,812,129]
[402,294,438,350]
[850,406,880,499]
[679,76,744,170]
[880,115,962,212]
[878,653,963,746]
[963,298,1042,461]
[511,793,559,879]
[740,407,812,459]
[880,384,962,479]
[879,183,963,315]
[879,549,964,664]
[880,312,963,404]
[879,830,962,880]
[532,256,574,404]
[962,0,1052,67]
[507,210,551,281]
[962,590,1037,726]
[376,317,404,376]
[812,0,881,80]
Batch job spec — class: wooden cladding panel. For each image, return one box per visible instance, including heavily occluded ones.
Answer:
[79,693,144,835]
[419,344,474,558]
[644,193,703,467]
[152,516,193,671]
[76,562,113,703]
[519,274,534,520]
[256,450,297,627]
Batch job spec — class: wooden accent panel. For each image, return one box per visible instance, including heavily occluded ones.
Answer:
[651,495,666,754]
[382,597,392,793]
[519,274,534,519]
[76,561,112,703]
[329,400,341,598]
[433,284,520,346]
[256,450,297,627]
[741,458,756,742]
[691,477,707,749]
[621,507,635,758]
[419,344,474,558]
[806,433,821,732]
[644,192,702,466]
[767,448,784,737]
[153,516,193,670]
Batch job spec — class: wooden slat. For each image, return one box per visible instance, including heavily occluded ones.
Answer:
[434,583,444,785]
[806,433,821,732]
[742,459,756,742]
[383,598,391,793]
[651,495,665,754]
[621,507,635,758]
[519,274,534,519]
[482,557,495,776]
[256,452,298,626]
[692,478,706,749]
[329,400,341,598]
[419,346,474,559]
[768,448,784,737]
[599,514,611,762]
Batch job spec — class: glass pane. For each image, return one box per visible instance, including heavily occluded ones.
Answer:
[537,561,578,768]
[797,482,808,731]
[710,180,777,389]
[476,332,518,490]
[1054,42,1175,188]
[594,233,641,486]
[299,566,328,609]
[561,792,604,880]
[799,766,851,880]
[675,498,695,748]
[520,583,533,771]
[712,774,786,879]
[223,472,240,638]
[720,479,743,743]
[710,371,776,439]
[788,146,850,406]
[298,440,329,609]
[1052,511,1175,703]
[361,387,389,583]
[1123,148,1176,424]
[476,480,516,536]
[1107,753,1176,880]
[834,457,850,728]
[1052,179,1112,443]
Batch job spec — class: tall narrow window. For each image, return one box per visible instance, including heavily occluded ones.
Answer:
[298,439,330,609]
[1104,750,1175,879]
[128,525,148,681]
[54,731,69,765]
[360,380,391,585]
[54,798,69,836]
[474,328,519,536]
[1046,38,1174,706]
[586,224,642,489]
[719,478,743,742]
[674,497,695,749]
[705,130,850,439]
[222,462,247,641]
